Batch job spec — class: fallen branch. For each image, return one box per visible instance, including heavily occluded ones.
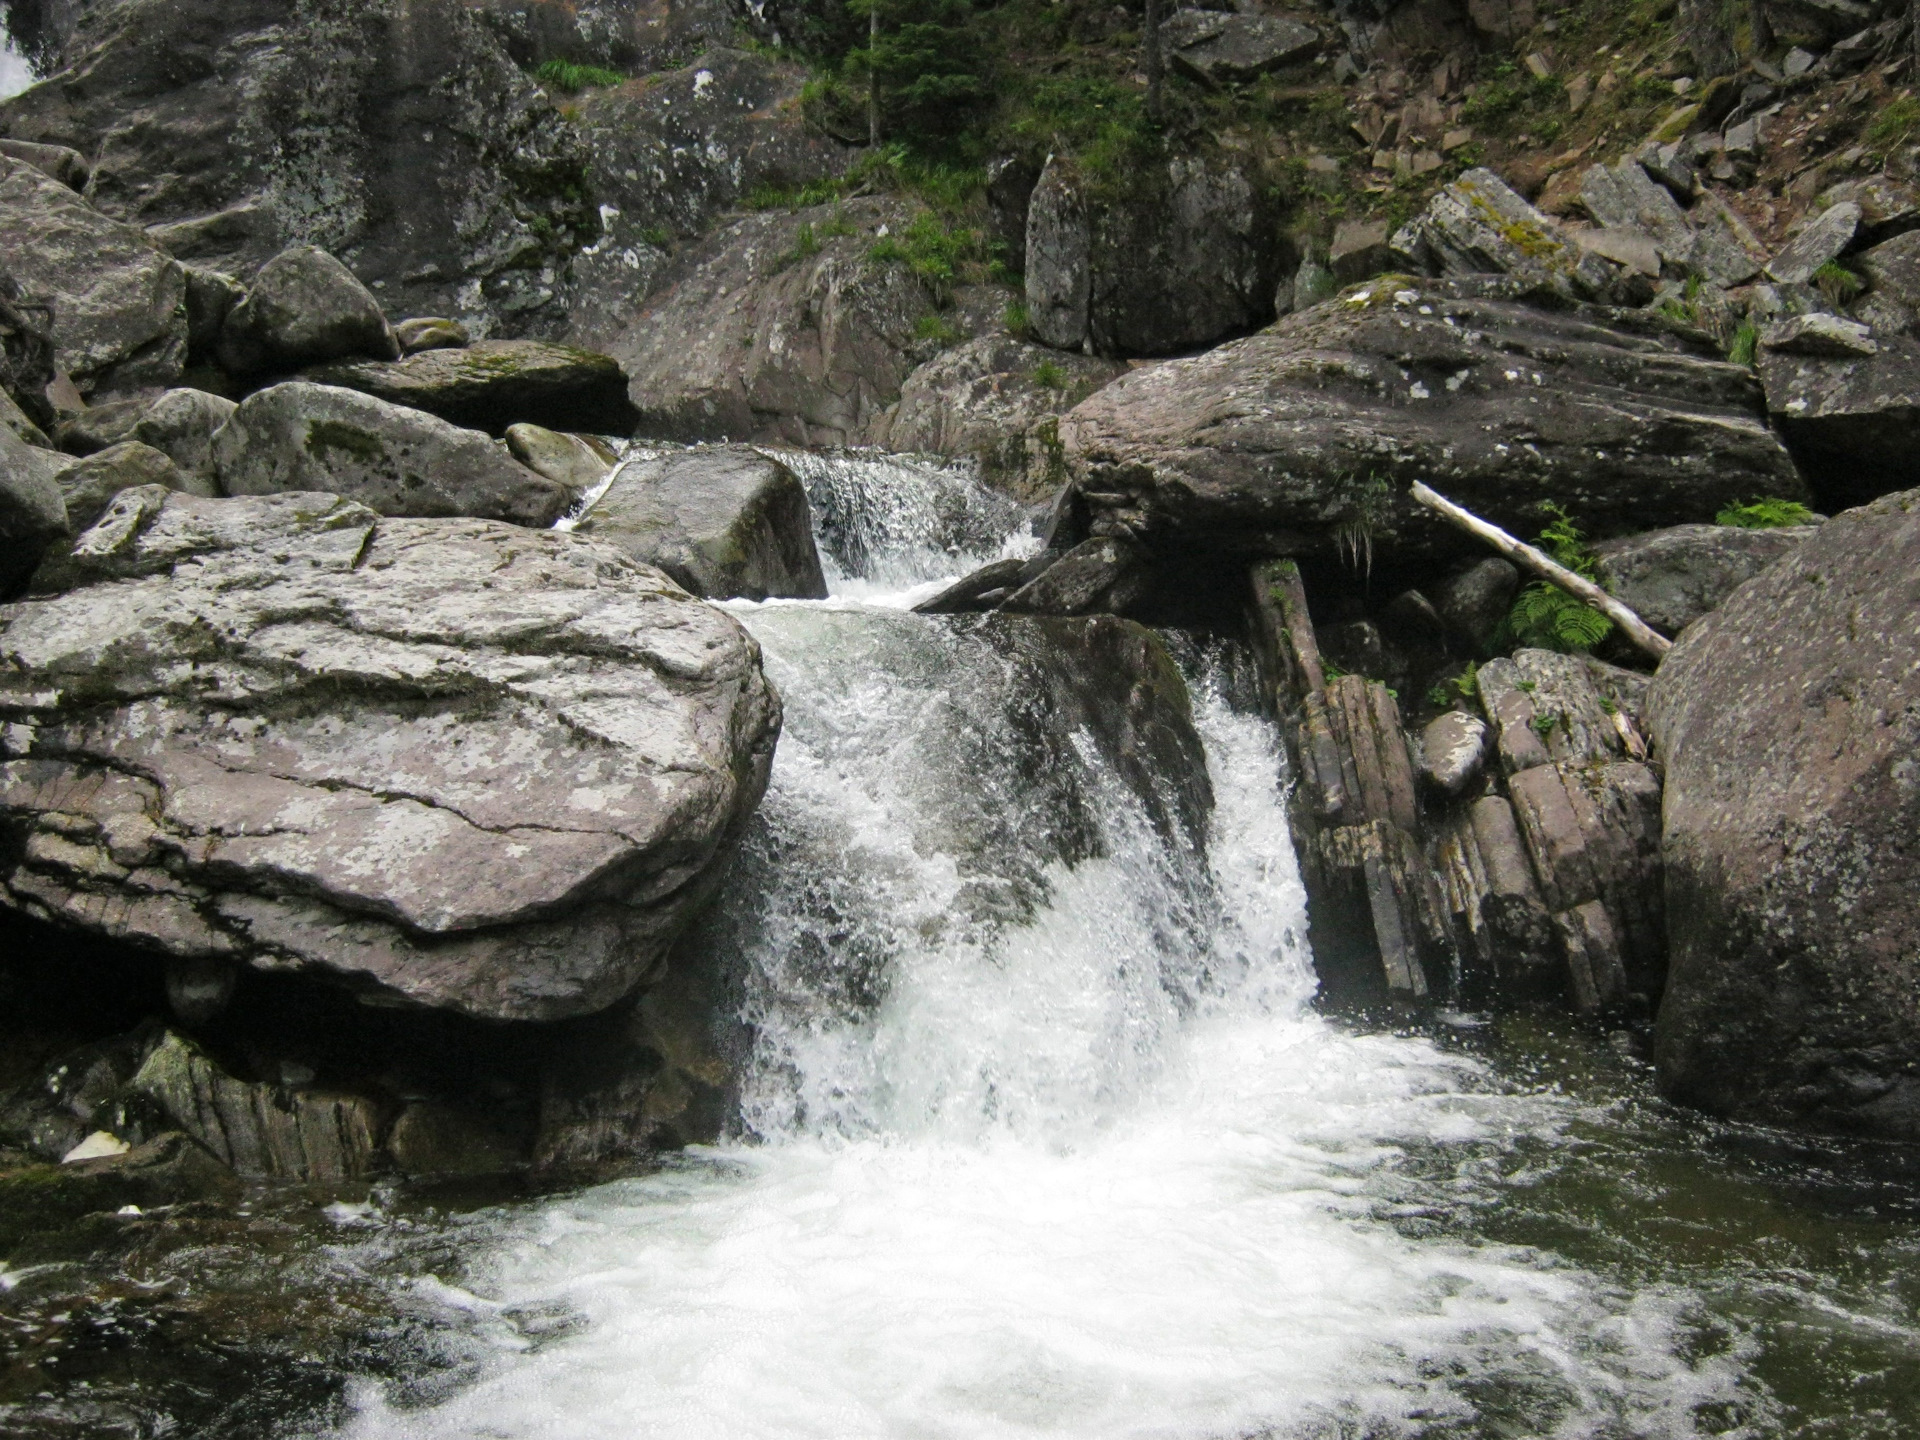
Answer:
[1409,481,1673,661]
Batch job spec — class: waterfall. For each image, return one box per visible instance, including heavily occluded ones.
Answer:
[340,452,1761,1440]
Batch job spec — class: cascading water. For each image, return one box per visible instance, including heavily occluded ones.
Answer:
[331,451,1806,1439]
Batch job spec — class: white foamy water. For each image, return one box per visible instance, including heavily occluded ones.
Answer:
[341,456,1753,1438]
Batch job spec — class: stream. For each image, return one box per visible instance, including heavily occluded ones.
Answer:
[2,449,1918,1438]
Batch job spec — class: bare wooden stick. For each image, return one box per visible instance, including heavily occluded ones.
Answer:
[1409,481,1673,661]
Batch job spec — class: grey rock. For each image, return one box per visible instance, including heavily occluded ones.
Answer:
[1390,168,1617,299]
[48,440,212,535]
[911,556,1033,615]
[878,336,1124,501]
[181,265,243,360]
[0,0,594,337]
[388,1099,522,1176]
[1290,256,1338,312]
[0,423,69,599]
[506,423,615,493]
[1854,229,1920,310]
[0,269,56,438]
[1164,9,1320,85]
[218,245,399,376]
[1025,156,1092,350]
[0,155,186,395]
[1060,276,1804,569]
[1576,226,1662,278]
[0,489,781,1021]
[1766,201,1861,285]
[1767,0,1873,42]
[1329,219,1392,284]
[1819,176,1920,247]
[998,535,1149,616]
[574,446,827,601]
[0,138,88,190]
[1685,197,1766,288]
[1418,710,1488,795]
[1431,557,1520,651]
[1760,311,1876,357]
[611,197,954,446]
[394,317,470,354]
[1580,159,1692,262]
[213,382,578,527]
[53,396,151,456]
[0,389,47,450]
[1783,46,1818,77]
[1593,522,1816,635]
[132,387,238,481]
[1649,487,1920,1140]
[1757,335,1920,509]
[305,339,638,437]
[132,1031,380,1181]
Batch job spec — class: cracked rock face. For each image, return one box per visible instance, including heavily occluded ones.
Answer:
[0,490,781,1022]
[1060,276,1805,567]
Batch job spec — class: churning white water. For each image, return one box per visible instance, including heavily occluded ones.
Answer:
[341,452,1752,1439]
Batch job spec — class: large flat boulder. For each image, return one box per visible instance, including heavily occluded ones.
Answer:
[573,446,827,600]
[1757,336,1920,511]
[305,339,639,437]
[1059,276,1804,566]
[0,154,186,395]
[0,0,593,337]
[1592,521,1818,636]
[1648,488,1920,1139]
[213,381,578,527]
[0,489,781,1022]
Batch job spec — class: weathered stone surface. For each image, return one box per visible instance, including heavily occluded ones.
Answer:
[610,197,960,446]
[1766,201,1861,285]
[387,1099,521,1176]
[0,137,89,190]
[0,154,186,395]
[1329,219,1392,284]
[393,317,470,354]
[213,382,577,527]
[132,1031,381,1181]
[0,0,594,337]
[1593,521,1817,635]
[1060,276,1803,567]
[0,489,781,1021]
[48,440,213,535]
[912,555,1034,616]
[1855,229,1920,311]
[563,48,853,348]
[877,336,1124,500]
[0,269,57,438]
[1390,168,1617,298]
[305,339,638,437]
[1431,557,1519,652]
[1580,158,1692,262]
[131,387,238,481]
[507,422,616,493]
[218,245,400,375]
[998,536,1149,616]
[0,422,69,599]
[181,264,244,361]
[1024,154,1281,357]
[573,445,826,600]
[1761,312,1877,357]
[1819,175,1920,247]
[1164,9,1320,84]
[53,396,152,457]
[1649,488,1920,1139]
[1418,710,1488,795]
[1757,335,1920,509]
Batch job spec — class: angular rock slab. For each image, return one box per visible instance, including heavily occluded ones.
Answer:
[1758,335,1920,510]
[1593,521,1817,635]
[214,381,577,527]
[1649,488,1920,1140]
[0,154,186,394]
[1060,276,1804,566]
[0,490,782,1022]
[305,339,639,438]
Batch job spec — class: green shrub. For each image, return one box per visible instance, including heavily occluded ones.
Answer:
[868,210,986,300]
[1716,497,1817,528]
[534,60,626,93]
[914,312,965,344]
[1867,96,1920,152]
[847,0,991,160]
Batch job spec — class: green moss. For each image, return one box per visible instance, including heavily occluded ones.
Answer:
[533,59,627,94]
[305,420,387,466]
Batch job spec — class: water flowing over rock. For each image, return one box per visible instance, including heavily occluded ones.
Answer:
[0,0,595,336]
[1648,487,1920,1141]
[572,445,828,600]
[213,381,579,526]
[1059,276,1803,567]
[0,152,186,394]
[0,489,781,1022]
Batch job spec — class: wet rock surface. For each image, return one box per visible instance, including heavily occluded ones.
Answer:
[1649,487,1920,1141]
[0,489,781,1022]
[1061,276,1803,567]
[212,381,578,526]
[573,445,828,601]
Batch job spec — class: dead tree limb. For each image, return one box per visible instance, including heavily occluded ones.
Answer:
[1409,481,1673,662]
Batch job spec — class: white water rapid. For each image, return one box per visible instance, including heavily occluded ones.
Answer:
[340,450,1753,1440]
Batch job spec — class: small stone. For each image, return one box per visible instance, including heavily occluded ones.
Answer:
[218,244,400,375]
[1420,710,1489,795]
[1330,218,1392,283]
[63,1131,132,1163]
[1783,47,1818,77]
[392,316,470,354]
[1567,74,1592,110]
[1525,53,1553,80]
[1766,201,1861,285]
[1442,128,1474,152]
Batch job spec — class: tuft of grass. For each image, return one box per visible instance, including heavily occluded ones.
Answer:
[1867,96,1920,152]
[914,312,965,344]
[637,225,671,248]
[868,210,987,301]
[781,222,824,268]
[1812,260,1864,308]
[747,176,850,211]
[1716,497,1817,529]
[1003,300,1030,337]
[534,59,626,94]
[1727,321,1759,365]
[1032,358,1067,390]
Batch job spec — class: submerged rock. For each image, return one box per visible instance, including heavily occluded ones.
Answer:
[574,446,827,601]
[0,489,781,1022]
[1060,276,1802,567]
[213,381,578,526]
[1649,487,1920,1141]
